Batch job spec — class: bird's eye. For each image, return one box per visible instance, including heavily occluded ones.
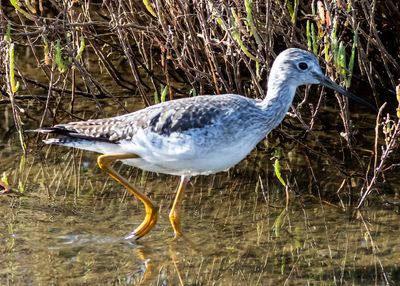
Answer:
[298,62,308,70]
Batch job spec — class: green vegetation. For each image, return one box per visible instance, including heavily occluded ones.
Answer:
[55,40,69,73]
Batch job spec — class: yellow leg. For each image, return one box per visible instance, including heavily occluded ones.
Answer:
[97,154,157,239]
[169,176,189,237]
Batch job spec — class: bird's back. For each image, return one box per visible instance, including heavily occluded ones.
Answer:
[39,94,271,175]
[46,94,265,143]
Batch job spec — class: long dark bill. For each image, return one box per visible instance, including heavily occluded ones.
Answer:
[317,75,377,112]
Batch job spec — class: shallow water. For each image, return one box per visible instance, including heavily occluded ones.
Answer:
[1,125,400,285]
[0,63,399,285]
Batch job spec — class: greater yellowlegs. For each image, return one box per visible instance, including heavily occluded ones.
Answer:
[35,48,374,239]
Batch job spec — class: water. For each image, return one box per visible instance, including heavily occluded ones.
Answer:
[2,175,400,285]
[1,119,400,285]
[1,85,400,285]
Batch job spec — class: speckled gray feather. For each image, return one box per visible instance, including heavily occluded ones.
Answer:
[45,94,273,144]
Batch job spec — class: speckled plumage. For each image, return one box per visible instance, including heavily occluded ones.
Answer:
[41,94,275,175]
[50,94,270,142]
[37,48,373,176]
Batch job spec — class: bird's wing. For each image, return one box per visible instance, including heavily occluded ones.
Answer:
[36,94,255,143]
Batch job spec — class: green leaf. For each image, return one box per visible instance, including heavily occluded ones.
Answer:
[143,0,157,17]
[9,43,19,93]
[75,36,85,60]
[274,158,286,187]
[55,40,68,73]
[160,85,168,102]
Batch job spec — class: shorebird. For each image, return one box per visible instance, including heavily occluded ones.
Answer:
[35,48,374,239]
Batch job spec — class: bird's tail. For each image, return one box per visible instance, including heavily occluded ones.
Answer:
[27,126,74,135]
[29,126,118,153]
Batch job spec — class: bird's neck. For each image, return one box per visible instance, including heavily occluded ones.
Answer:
[258,75,297,129]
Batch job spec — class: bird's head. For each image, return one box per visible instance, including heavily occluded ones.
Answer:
[268,48,376,110]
